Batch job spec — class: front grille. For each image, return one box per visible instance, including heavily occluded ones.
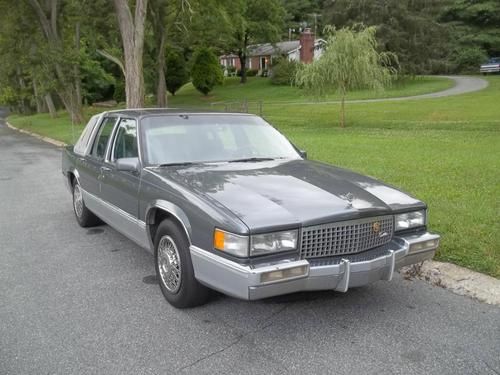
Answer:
[300,216,394,259]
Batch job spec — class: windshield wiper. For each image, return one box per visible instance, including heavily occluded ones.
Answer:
[157,162,197,167]
[228,157,275,163]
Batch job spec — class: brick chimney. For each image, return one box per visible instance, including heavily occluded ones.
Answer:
[299,28,314,64]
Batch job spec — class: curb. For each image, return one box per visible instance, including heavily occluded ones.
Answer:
[6,121,67,147]
[400,260,500,306]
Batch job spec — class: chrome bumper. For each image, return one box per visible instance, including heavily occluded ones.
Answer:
[190,232,440,300]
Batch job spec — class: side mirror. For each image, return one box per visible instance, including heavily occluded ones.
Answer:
[299,150,308,159]
[116,157,140,173]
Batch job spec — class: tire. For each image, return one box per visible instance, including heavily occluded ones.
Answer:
[154,219,210,308]
[72,180,102,227]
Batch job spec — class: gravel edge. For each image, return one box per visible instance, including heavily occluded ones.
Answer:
[400,261,500,306]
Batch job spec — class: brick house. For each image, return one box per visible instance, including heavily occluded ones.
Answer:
[220,28,325,72]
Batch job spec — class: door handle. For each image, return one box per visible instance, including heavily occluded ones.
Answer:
[100,166,111,172]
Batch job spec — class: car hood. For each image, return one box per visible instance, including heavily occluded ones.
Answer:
[150,160,425,232]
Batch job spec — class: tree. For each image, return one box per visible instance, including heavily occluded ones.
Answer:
[441,0,500,69]
[165,50,188,96]
[323,0,453,75]
[112,0,148,108]
[228,0,285,83]
[282,0,323,39]
[191,47,223,95]
[295,26,395,128]
[147,0,195,107]
[27,0,85,123]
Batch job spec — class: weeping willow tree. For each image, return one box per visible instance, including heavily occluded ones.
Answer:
[295,25,397,127]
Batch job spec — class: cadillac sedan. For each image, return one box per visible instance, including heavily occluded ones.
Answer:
[62,109,440,308]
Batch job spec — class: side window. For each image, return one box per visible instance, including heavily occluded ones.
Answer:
[112,119,138,161]
[91,117,116,159]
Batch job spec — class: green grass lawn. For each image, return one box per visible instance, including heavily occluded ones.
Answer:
[7,75,500,277]
[168,75,454,106]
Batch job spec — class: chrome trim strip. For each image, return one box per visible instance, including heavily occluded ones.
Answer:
[81,188,149,250]
[145,200,193,245]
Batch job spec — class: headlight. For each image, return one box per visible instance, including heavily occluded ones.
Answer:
[213,229,299,257]
[250,230,298,256]
[213,229,249,257]
[395,210,426,231]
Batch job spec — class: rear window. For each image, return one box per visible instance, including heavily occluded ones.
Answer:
[74,115,100,155]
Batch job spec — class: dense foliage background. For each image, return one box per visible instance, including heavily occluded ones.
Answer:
[0,0,498,117]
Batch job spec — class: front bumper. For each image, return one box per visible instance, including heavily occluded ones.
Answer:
[191,232,440,300]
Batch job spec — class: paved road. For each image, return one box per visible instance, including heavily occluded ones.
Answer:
[0,120,499,375]
[264,76,489,106]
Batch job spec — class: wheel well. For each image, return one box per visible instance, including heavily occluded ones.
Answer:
[148,208,189,244]
[68,172,76,189]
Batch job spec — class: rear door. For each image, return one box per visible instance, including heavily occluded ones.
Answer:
[77,116,118,196]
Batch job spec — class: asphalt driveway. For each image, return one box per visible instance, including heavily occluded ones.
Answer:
[0,120,499,375]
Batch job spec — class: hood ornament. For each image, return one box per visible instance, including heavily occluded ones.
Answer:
[341,192,354,207]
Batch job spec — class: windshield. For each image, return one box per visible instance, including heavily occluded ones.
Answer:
[487,57,500,64]
[140,114,301,165]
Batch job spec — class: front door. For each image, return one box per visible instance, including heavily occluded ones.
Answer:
[98,118,148,248]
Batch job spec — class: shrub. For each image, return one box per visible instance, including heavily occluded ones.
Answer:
[246,69,258,77]
[236,68,257,77]
[166,50,188,96]
[270,57,298,85]
[191,47,224,95]
[451,47,488,73]
[113,79,126,103]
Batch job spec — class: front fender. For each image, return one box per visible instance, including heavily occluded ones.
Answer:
[145,200,193,248]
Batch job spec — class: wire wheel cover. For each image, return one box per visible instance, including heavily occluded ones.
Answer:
[157,235,182,293]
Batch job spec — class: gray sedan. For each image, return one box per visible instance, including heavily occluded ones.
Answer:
[62,109,440,308]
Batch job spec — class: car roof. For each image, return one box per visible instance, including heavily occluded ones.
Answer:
[102,108,255,119]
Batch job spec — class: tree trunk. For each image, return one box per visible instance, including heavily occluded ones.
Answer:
[32,79,44,114]
[16,66,29,114]
[239,34,249,84]
[238,53,247,84]
[73,22,82,109]
[113,0,148,109]
[156,27,167,108]
[57,88,84,123]
[45,93,57,118]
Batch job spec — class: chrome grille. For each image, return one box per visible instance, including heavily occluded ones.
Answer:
[300,216,394,259]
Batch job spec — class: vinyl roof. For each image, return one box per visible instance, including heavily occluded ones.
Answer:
[102,108,254,118]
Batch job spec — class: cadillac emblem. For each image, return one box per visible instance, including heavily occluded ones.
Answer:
[372,221,381,234]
